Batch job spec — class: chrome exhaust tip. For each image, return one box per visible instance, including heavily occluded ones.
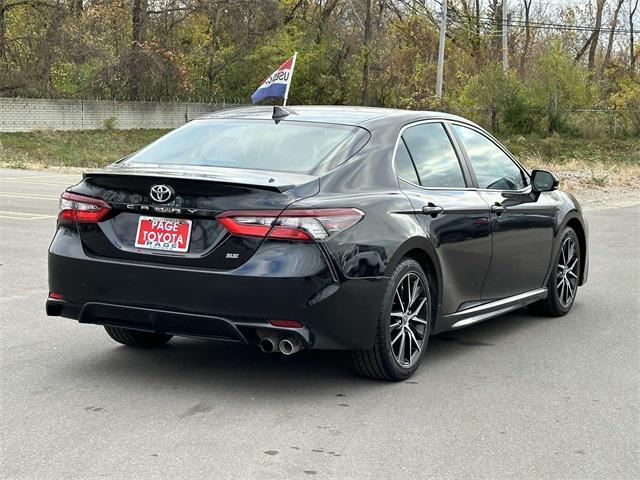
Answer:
[279,337,303,355]
[259,336,279,354]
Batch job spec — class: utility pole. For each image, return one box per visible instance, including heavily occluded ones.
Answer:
[436,0,447,102]
[502,0,508,71]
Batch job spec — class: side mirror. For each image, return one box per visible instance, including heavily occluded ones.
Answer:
[531,169,559,192]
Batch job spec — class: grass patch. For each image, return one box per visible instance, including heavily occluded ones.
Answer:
[500,133,640,191]
[0,129,169,169]
[500,133,640,165]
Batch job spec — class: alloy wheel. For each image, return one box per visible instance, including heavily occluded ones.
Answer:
[556,236,579,307]
[390,272,429,368]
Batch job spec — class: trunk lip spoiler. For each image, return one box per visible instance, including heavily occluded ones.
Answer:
[83,165,318,193]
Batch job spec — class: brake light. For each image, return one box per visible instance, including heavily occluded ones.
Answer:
[217,208,364,241]
[59,192,111,223]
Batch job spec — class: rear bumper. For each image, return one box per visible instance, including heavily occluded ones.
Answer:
[46,301,266,344]
[47,227,387,350]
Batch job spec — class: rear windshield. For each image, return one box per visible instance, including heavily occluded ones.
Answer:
[123,119,369,174]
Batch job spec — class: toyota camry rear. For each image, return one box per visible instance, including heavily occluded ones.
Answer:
[47,109,385,357]
[47,106,588,381]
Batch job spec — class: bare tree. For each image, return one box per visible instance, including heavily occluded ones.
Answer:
[362,0,372,105]
[129,0,148,99]
[575,0,607,69]
[488,0,501,57]
[132,0,147,46]
[0,1,5,66]
[631,0,638,72]
[473,0,481,61]
[315,0,341,44]
[519,0,533,75]
[602,0,625,72]
[475,0,480,39]
[588,0,607,70]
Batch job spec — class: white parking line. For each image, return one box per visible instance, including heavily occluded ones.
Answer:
[0,210,56,220]
[0,180,74,187]
[0,174,76,181]
[0,192,59,200]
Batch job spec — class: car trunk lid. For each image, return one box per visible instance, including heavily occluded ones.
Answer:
[69,165,319,269]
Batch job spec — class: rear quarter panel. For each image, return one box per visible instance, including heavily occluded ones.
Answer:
[291,130,426,280]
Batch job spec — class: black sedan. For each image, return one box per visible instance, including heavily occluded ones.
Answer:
[47,106,589,380]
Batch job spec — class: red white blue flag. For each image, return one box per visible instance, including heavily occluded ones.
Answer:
[251,53,298,105]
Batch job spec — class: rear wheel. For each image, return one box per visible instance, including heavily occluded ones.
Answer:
[104,326,173,348]
[351,259,431,381]
[530,227,581,316]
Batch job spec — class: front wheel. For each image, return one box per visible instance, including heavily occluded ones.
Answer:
[530,227,581,316]
[104,326,173,348]
[351,259,431,381]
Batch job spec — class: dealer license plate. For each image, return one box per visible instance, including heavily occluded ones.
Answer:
[134,216,192,253]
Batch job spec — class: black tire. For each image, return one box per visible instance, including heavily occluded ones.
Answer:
[104,326,173,348]
[351,258,432,381]
[529,227,581,317]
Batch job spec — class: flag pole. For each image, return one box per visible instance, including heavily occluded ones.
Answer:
[282,52,298,107]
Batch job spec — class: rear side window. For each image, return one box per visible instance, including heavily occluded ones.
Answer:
[394,140,420,185]
[401,123,466,188]
[123,119,369,174]
[452,125,526,190]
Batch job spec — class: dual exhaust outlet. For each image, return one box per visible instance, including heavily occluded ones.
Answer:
[259,334,304,356]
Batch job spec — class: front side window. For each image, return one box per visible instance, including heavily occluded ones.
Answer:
[401,123,466,188]
[452,125,526,190]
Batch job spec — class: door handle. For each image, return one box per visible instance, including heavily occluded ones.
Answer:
[491,203,507,215]
[422,203,444,218]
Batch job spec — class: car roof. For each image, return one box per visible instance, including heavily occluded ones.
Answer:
[200,105,468,128]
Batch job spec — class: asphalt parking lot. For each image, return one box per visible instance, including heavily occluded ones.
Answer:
[0,168,638,479]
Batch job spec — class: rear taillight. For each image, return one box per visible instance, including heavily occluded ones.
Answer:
[269,319,303,328]
[59,192,111,223]
[217,208,364,241]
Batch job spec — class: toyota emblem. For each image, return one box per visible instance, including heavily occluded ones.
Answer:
[149,184,174,203]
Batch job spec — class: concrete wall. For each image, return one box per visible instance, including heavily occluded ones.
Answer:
[0,98,240,132]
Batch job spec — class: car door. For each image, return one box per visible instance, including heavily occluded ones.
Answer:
[450,123,556,301]
[395,121,492,316]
